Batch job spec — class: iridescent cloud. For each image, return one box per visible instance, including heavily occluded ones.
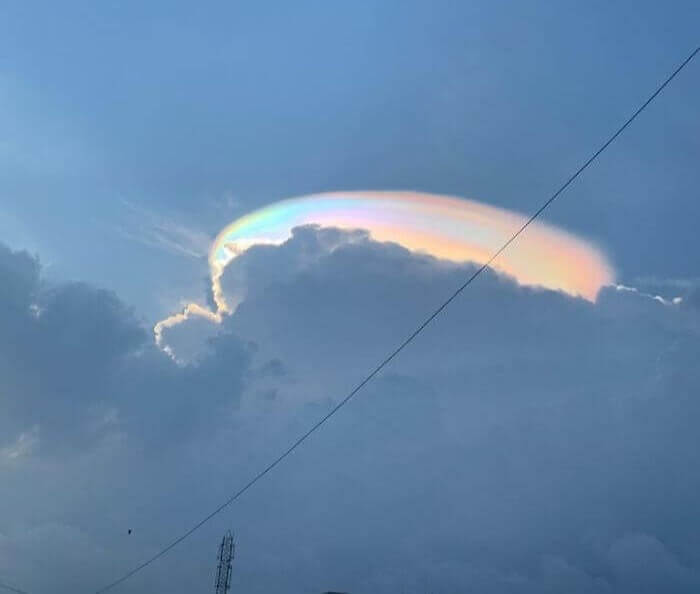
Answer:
[155,191,614,351]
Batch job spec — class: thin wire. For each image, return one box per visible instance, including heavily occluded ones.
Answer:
[0,582,28,594]
[95,45,699,594]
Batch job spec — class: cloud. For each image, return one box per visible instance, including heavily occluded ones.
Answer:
[607,533,700,593]
[0,243,252,456]
[1,232,699,593]
[0,426,39,463]
[113,201,211,260]
[150,226,700,594]
[154,192,615,360]
[613,283,682,306]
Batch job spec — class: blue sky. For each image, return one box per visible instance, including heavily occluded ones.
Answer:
[2,1,699,318]
[0,2,699,593]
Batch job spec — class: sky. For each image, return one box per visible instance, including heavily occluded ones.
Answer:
[0,1,699,593]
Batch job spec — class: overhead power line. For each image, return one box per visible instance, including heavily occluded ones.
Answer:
[91,45,699,594]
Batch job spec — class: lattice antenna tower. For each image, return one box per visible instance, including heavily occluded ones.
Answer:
[214,531,235,594]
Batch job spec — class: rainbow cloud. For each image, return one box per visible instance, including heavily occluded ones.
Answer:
[154,191,614,351]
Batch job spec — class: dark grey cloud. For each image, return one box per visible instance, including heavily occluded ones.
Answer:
[0,243,253,458]
[141,229,700,593]
[2,230,700,593]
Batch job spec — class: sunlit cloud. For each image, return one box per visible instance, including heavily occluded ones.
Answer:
[155,191,615,353]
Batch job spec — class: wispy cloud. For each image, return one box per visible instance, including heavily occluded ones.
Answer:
[112,200,211,260]
[614,283,683,306]
[0,426,39,462]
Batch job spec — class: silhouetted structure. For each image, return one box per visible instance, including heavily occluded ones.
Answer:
[214,531,235,594]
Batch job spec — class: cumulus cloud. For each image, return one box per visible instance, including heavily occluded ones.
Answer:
[1,232,699,594]
[154,191,616,361]
[0,243,254,457]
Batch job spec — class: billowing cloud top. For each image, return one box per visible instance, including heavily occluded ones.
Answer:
[155,191,614,352]
[212,191,613,302]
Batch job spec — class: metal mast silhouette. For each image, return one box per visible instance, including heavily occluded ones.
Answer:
[214,531,235,594]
